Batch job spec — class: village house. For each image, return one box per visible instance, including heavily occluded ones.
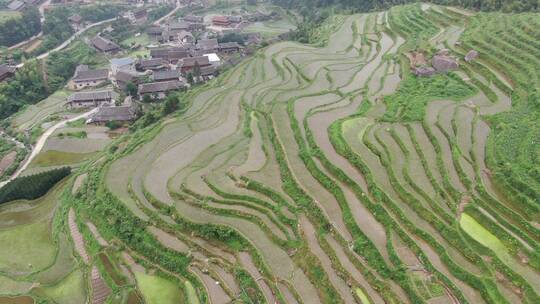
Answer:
[228,15,242,24]
[110,57,135,74]
[199,65,217,81]
[150,47,190,63]
[178,56,211,74]
[413,66,436,77]
[188,22,206,32]
[168,22,190,34]
[68,14,83,30]
[0,65,16,82]
[432,55,458,73]
[212,15,230,27]
[178,31,195,44]
[113,71,138,90]
[167,49,190,64]
[66,90,118,109]
[132,8,148,24]
[196,38,219,52]
[245,11,271,22]
[465,50,479,62]
[138,81,185,99]
[219,42,241,54]
[87,103,138,125]
[182,14,203,23]
[136,58,169,72]
[91,36,121,54]
[7,0,25,11]
[147,27,164,41]
[152,69,182,82]
[70,65,110,90]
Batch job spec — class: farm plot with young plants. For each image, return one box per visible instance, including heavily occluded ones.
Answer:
[0,3,539,303]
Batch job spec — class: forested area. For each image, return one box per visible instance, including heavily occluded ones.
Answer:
[0,7,41,47]
[0,166,70,204]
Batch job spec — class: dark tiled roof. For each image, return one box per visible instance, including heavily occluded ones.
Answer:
[115,71,136,83]
[183,15,203,23]
[168,50,189,61]
[68,90,118,103]
[138,81,184,94]
[199,65,217,76]
[432,55,458,72]
[219,42,241,49]
[138,58,167,68]
[179,56,210,68]
[0,64,16,77]
[465,50,479,62]
[152,70,181,81]
[168,22,189,30]
[90,105,137,122]
[197,38,218,49]
[8,0,24,10]
[150,47,187,59]
[73,68,109,82]
[147,27,163,35]
[413,66,436,77]
[91,36,120,52]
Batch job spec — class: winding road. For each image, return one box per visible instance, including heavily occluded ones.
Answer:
[0,108,98,188]
[15,17,117,68]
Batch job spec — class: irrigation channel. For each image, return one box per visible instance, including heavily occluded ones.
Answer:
[17,3,540,304]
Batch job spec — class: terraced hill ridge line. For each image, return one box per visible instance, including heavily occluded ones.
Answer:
[62,4,540,304]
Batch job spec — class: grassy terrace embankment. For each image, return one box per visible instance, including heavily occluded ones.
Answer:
[3,3,539,303]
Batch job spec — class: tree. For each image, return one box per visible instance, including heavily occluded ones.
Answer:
[187,72,194,85]
[126,81,138,96]
[142,94,153,103]
[162,94,179,115]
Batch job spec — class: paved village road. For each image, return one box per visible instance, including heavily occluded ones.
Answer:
[0,108,98,188]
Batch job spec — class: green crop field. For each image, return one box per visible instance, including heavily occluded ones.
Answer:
[0,2,538,304]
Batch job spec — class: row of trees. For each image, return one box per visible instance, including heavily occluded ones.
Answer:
[0,7,41,47]
[0,167,70,204]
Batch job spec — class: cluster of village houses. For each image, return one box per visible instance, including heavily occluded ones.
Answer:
[410,48,479,77]
[63,7,275,126]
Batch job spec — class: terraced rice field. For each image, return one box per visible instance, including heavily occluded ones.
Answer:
[2,3,539,304]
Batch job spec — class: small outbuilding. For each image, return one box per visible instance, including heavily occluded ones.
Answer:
[464,50,479,62]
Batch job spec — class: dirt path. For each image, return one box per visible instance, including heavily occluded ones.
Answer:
[68,208,89,264]
[153,1,183,26]
[91,265,112,304]
[0,108,98,188]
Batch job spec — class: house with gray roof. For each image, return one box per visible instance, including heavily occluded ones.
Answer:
[70,65,110,90]
[136,58,169,72]
[8,0,24,11]
[66,90,118,109]
[0,65,16,82]
[432,55,458,73]
[464,50,479,62]
[196,38,219,52]
[138,81,185,99]
[152,69,182,82]
[91,36,121,53]
[88,104,137,125]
